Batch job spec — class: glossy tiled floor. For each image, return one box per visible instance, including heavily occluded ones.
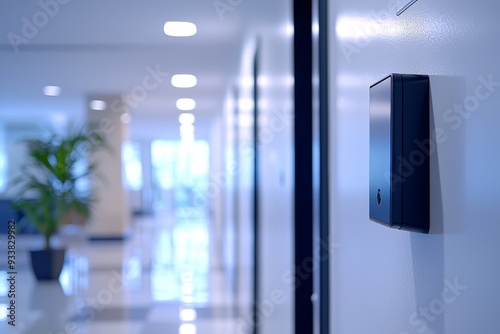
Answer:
[0,211,245,333]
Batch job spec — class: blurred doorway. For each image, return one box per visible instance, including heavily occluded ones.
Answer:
[150,139,210,218]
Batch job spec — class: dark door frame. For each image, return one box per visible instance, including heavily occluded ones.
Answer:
[315,0,330,333]
[294,0,329,333]
[294,0,314,331]
[252,42,261,334]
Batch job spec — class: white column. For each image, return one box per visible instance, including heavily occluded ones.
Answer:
[140,140,153,214]
[87,96,130,239]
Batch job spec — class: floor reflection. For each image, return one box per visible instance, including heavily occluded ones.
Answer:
[0,213,241,334]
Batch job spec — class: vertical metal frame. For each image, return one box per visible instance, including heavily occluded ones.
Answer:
[294,0,314,333]
[295,0,329,332]
[252,42,260,334]
[317,0,330,332]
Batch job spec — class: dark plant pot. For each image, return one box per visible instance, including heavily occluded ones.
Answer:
[30,249,66,280]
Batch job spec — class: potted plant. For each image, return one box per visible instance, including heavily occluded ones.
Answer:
[10,124,106,280]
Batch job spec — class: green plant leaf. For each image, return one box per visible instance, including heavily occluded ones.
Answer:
[9,122,108,250]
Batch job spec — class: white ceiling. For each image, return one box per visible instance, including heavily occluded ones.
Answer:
[0,0,259,136]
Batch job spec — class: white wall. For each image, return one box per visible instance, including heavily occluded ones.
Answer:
[329,0,500,333]
[255,32,294,334]
[208,115,226,270]
[230,1,295,332]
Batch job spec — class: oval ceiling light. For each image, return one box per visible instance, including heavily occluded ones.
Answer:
[90,100,107,111]
[179,323,197,334]
[176,98,196,111]
[43,85,61,96]
[178,112,195,125]
[164,21,197,37]
[171,74,197,88]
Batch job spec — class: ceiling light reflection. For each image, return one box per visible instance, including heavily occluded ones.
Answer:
[285,22,294,37]
[238,98,254,111]
[258,76,269,87]
[335,15,399,40]
[238,114,253,127]
[240,76,254,88]
[259,99,268,110]
[313,22,319,36]
[179,308,197,321]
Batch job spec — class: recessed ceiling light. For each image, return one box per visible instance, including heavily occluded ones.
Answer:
[90,100,107,111]
[176,98,196,111]
[179,323,197,334]
[164,21,197,37]
[178,113,195,125]
[180,124,195,142]
[43,86,61,96]
[171,74,197,88]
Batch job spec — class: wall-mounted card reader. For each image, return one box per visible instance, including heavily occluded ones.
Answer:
[369,74,430,233]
